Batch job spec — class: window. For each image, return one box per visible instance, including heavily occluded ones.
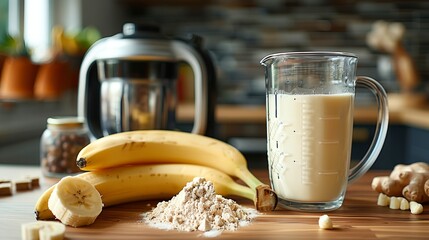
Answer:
[1,0,82,61]
[0,0,50,60]
[24,0,50,61]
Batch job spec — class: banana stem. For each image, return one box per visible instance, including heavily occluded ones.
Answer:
[235,168,278,211]
[255,184,278,211]
[230,183,256,202]
[236,167,265,190]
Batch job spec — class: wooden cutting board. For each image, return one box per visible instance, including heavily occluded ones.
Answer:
[1,165,428,239]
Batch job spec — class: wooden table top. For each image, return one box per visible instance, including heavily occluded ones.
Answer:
[1,165,428,239]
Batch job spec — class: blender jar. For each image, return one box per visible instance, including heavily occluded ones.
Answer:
[97,59,178,136]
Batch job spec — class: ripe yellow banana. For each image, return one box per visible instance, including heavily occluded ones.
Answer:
[76,130,276,210]
[35,164,263,220]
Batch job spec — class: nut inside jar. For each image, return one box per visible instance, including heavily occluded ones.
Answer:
[41,117,90,177]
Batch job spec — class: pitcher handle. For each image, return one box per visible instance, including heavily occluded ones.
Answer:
[348,76,389,183]
[172,40,208,135]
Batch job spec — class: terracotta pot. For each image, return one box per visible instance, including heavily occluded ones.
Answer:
[34,60,70,99]
[0,54,6,76]
[0,56,39,99]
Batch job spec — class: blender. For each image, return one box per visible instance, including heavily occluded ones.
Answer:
[78,23,216,139]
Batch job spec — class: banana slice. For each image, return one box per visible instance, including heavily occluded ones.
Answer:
[48,176,103,227]
[21,221,66,240]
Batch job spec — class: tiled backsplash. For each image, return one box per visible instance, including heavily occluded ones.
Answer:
[122,0,429,104]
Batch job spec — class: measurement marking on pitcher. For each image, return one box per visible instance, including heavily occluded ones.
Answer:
[301,166,314,185]
[301,99,316,185]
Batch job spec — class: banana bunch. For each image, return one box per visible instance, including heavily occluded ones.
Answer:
[35,130,277,227]
[77,130,268,192]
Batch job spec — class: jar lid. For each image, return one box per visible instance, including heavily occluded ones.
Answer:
[47,116,85,128]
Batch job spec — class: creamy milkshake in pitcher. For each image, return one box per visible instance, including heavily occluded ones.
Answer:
[261,52,389,211]
[267,93,354,202]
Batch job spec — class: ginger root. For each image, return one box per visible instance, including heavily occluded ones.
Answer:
[371,162,429,203]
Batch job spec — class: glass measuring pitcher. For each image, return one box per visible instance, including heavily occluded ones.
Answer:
[260,52,389,211]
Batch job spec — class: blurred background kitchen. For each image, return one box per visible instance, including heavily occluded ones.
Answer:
[1,0,429,169]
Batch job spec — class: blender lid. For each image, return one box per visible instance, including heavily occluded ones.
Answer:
[88,23,177,61]
[122,23,167,40]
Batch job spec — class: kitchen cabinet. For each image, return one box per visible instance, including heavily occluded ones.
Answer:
[351,124,407,170]
[352,124,429,169]
[405,126,429,164]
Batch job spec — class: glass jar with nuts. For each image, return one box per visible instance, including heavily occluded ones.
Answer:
[40,117,90,178]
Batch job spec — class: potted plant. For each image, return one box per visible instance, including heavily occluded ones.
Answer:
[0,34,39,100]
[34,26,101,99]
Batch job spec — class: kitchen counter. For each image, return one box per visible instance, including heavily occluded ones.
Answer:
[177,94,429,129]
[1,165,428,239]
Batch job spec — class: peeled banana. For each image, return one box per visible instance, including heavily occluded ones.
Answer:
[35,164,259,220]
[21,221,65,240]
[76,130,276,209]
[48,176,103,227]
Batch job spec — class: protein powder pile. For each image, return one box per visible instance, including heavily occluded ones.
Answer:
[142,177,258,235]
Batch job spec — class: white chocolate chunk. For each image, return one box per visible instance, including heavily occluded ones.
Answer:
[399,198,410,210]
[410,201,423,215]
[318,214,333,229]
[377,193,390,206]
[389,197,401,209]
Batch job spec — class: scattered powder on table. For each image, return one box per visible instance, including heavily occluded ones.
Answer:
[142,177,258,236]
